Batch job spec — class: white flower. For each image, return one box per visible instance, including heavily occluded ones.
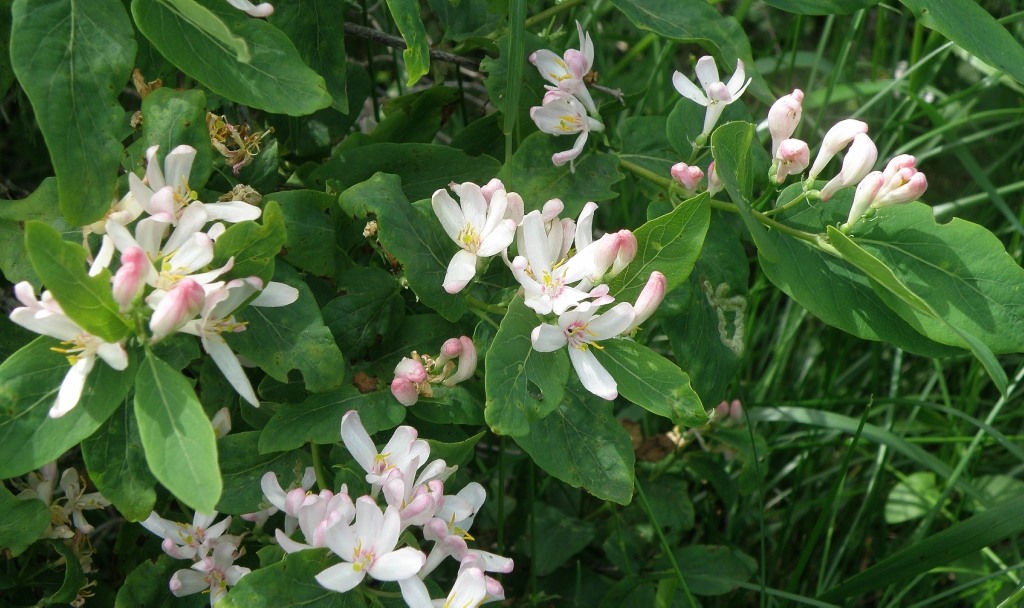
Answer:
[9,282,129,418]
[315,497,426,593]
[169,541,250,606]
[529,21,597,113]
[672,56,751,137]
[432,182,517,294]
[818,133,878,201]
[242,468,317,529]
[141,511,236,561]
[530,90,605,170]
[275,488,355,553]
[510,210,597,315]
[531,301,635,399]
[340,410,431,493]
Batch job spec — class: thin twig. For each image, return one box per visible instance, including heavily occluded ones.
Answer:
[343,22,482,70]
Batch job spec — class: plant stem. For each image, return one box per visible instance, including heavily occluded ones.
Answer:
[523,0,588,30]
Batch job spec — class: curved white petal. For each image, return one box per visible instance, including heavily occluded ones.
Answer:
[587,302,636,339]
[568,347,617,400]
[397,576,433,608]
[672,72,708,106]
[52,357,94,417]
[315,562,364,593]
[205,201,262,223]
[552,131,588,167]
[274,528,312,553]
[203,333,259,406]
[458,182,487,234]
[250,282,299,307]
[169,569,208,597]
[443,249,479,294]
[694,56,720,91]
[431,189,466,244]
[340,411,376,473]
[476,219,516,257]
[531,323,567,352]
[531,49,570,85]
[369,547,427,581]
[96,342,129,370]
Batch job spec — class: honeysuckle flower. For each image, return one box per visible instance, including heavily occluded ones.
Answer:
[243,468,318,529]
[112,246,148,310]
[530,90,605,171]
[843,156,928,227]
[671,162,705,194]
[573,230,637,290]
[276,488,355,553]
[169,540,250,606]
[420,482,490,576]
[844,171,885,228]
[531,301,635,400]
[9,282,129,418]
[315,497,427,594]
[773,138,810,183]
[707,162,723,196]
[444,336,477,386]
[807,119,869,181]
[226,0,274,17]
[623,271,666,334]
[58,468,111,535]
[340,410,431,493]
[141,511,235,561]
[400,565,501,608]
[529,21,597,113]
[149,278,205,342]
[672,56,752,138]
[768,89,804,155]
[432,181,517,294]
[382,457,453,526]
[510,210,602,315]
[819,133,878,201]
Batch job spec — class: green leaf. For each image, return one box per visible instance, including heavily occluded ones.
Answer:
[217,431,311,514]
[412,385,486,426]
[424,431,485,467]
[259,387,404,454]
[607,193,711,304]
[618,116,676,177]
[884,472,944,524]
[81,401,158,521]
[673,545,757,596]
[25,221,130,342]
[266,190,337,277]
[521,502,596,576]
[900,0,1024,87]
[338,172,468,322]
[666,98,752,161]
[322,268,404,360]
[762,0,879,15]
[163,0,249,60]
[10,0,135,225]
[819,493,1024,602]
[0,337,134,478]
[827,226,1009,395]
[0,485,50,557]
[611,0,769,101]
[594,339,707,427]
[757,186,960,358]
[230,262,347,393]
[309,143,502,203]
[134,351,221,513]
[141,88,212,191]
[484,297,570,436]
[711,121,778,261]
[498,131,623,218]
[116,556,207,608]
[0,178,63,288]
[212,200,287,283]
[514,387,635,505]
[132,0,331,115]
[271,0,348,112]
[386,0,430,87]
[221,548,365,608]
[39,539,85,605]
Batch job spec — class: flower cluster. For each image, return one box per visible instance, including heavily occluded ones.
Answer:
[254,411,511,607]
[141,510,249,605]
[431,180,667,400]
[14,462,110,542]
[8,144,298,417]
[529,22,606,171]
[391,336,478,406]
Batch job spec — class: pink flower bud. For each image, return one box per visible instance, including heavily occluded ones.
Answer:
[149,279,204,342]
[112,246,148,310]
[624,271,666,333]
[845,171,885,227]
[391,377,420,406]
[444,336,477,386]
[875,171,927,207]
[609,230,638,276]
[707,162,723,196]
[774,138,810,183]
[394,357,428,383]
[670,162,705,193]
[808,119,869,181]
[881,154,916,182]
[819,133,878,201]
[768,89,804,156]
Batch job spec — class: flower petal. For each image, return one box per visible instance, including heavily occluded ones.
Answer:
[315,562,364,593]
[672,71,707,106]
[203,333,259,406]
[369,547,427,581]
[52,357,94,418]
[568,347,617,400]
[531,323,567,352]
[340,411,376,473]
[443,249,479,294]
[694,56,719,91]
[431,188,466,244]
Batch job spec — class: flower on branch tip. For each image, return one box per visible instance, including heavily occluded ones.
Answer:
[530,90,605,172]
[623,271,666,334]
[9,282,129,418]
[432,181,517,294]
[818,133,878,201]
[671,162,704,194]
[768,89,804,156]
[529,21,597,114]
[531,301,635,400]
[843,155,928,228]
[672,56,751,138]
[807,119,869,181]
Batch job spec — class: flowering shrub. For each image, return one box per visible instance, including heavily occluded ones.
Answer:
[3,0,1024,605]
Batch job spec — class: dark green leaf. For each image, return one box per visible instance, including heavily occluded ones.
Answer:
[115,555,207,608]
[673,545,757,596]
[521,502,596,575]
[212,200,287,283]
[82,401,158,521]
[385,0,430,86]
[0,485,50,557]
[134,351,221,513]
[220,548,365,608]
[266,190,336,277]
[322,268,404,360]
[484,297,570,436]
[39,539,85,605]
[10,0,135,225]
[0,178,63,288]
[142,88,212,191]
[217,431,312,514]
[271,0,348,112]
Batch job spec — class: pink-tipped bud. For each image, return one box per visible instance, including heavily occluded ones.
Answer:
[875,171,927,207]
[819,133,878,201]
[671,162,705,193]
[881,154,916,182]
[149,279,204,342]
[541,198,564,223]
[112,246,148,310]
[609,230,638,276]
[768,89,804,156]
[391,377,419,406]
[394,357,428,383]
[707,162,723,196]
[624,271,667,333]
[808,119,870,181]
[444,336,477,386]
[774,138,810,183]
[845,171,885,227]
[505,192,525,225]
